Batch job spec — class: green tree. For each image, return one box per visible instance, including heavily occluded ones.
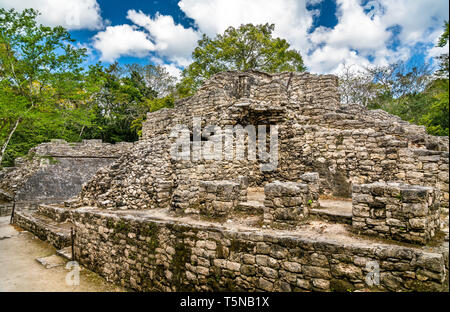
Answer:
[82,62,175,142]
[420,20,449,136]
[178,23,306,97]
[0,8,88,166]
[419,78,449,136]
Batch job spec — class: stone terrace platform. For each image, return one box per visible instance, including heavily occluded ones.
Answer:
[14,201,449,292]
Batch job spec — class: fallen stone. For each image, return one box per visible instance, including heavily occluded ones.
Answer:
[36,254,66,269]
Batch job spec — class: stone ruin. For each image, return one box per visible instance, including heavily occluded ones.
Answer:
[3,70,449,292]
[0,139,132,215]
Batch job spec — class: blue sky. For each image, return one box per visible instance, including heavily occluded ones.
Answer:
[1,0,448,78]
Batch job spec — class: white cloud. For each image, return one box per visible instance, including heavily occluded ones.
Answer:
[178,0,315,55]
[306,0,449,73]
[127,10,200,67]
[151,57,183,80]
[162,63,183,80]
[92,25,156,62]
[428,43,449,59]
[177,0,421,73]
[310,1,390,52]
[374,0,448,46]
[0,0,104,30]
[91,9,200,67]
[307,46,369,74]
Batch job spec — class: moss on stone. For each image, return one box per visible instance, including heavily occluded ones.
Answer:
[115,220,130,234]
[140,223,159,253]
[336,134,344,146]
[230,239,254,253]
[170,241,191,290]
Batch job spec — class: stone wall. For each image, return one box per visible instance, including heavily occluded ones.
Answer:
[13,211,71,249]
[71,208,448,292]
[15,157,116,203]
[352,182,441,245]
[263,181,311,229]
[279,125,449,212]
[77,137,174,210]
[32,139,132,158]
[196,180,246,218]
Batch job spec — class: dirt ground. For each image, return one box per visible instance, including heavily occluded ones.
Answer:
[0,216,126,292]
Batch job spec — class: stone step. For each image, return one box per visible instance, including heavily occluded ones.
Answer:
[37,204,70,222]
[13,210,73,249]
[311,199,353,225]
[309,208,352,224]
[235,201,264,214]
[63,198,82,208]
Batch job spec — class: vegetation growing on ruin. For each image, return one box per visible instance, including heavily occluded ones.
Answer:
[140,223,159,253]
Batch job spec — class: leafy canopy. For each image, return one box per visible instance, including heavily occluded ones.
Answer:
[81,62,176,142]
[178,23,306,97]
[0,8,89,166]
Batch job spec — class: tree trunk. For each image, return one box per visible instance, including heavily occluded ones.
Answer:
[0,118,21,166]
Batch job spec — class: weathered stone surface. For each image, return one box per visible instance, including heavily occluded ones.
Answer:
[352,182,441,245]
[0,140,130,208]
[263,181,315,229]
[74,71,448,215]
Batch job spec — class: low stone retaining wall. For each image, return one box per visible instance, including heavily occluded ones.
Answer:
[37,204,70,222]
[14,211,71,249]
[71,208,448,292]
[352,182,441,245]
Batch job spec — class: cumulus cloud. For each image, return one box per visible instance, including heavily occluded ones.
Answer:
[306,0,448,74]
[178,0,315,55]
[127,10,200,67]
[93,25,156,62]
[0,0,104,30]
[91,9,199,77]
[151,57,183,80]
[162,63,183,80]
[178,0,437,73]
[428,43,449,59]
[307,45,370,74]
[373,0,448,46]
[310,1,390,52]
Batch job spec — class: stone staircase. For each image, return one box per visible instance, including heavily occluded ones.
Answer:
[13,204,74,250]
